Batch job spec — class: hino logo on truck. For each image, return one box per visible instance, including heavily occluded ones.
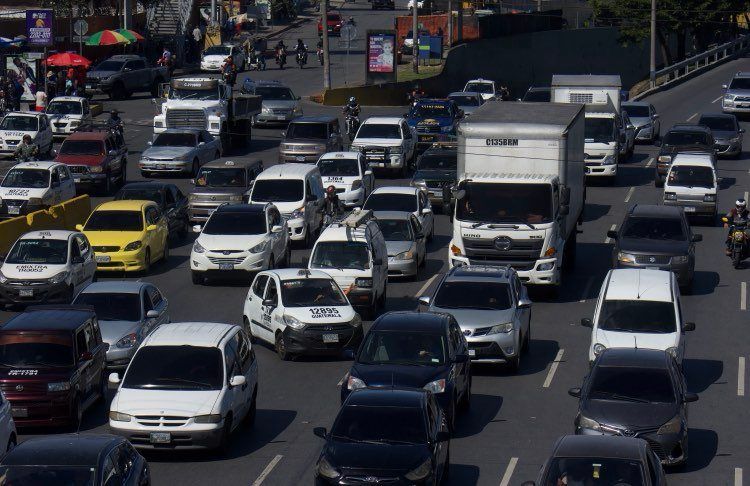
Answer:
[486,138,519,146]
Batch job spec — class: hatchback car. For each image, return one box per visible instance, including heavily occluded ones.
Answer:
[314,388,450,485]
[342,311,471,430]
[374,211,426,279]
[622,101,661,143]
[139,128,222,177]
[655,125,715,187]
[114,181,189,241]
[698,113,744,158]
[364,186,434,241]
[569,348,698,466]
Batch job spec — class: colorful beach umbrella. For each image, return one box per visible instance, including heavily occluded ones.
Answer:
[46,52,91,67]
[85,30,131,46]
[115,29,145,42]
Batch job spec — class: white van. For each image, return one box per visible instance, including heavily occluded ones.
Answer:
[663,152,718,223]
[582,268,694,364]
[308,210,388,319]
[249,163,325,247]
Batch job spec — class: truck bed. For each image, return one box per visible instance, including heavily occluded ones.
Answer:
[231,94,262,119]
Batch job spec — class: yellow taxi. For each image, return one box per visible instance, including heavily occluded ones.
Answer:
[77,200,169,273]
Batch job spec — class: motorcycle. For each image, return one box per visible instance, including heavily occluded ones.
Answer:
[345,114,360,141]
[317,48,324,65]
[296,50,307,69]
[276,48,287,69]
[724,217,750,268]
[248,52,266,71]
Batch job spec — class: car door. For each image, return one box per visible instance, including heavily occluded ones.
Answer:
[246,274,272,343]
[171,185,188,230]
[236,331,257,413]
[149,206,169,257]
[77,234,97,281]
[163,188,179,234]
[59,165,76,200]
[410,214,425,263]
[263,277,284,339]
[650,104,660,136]
[223,336,245,424]
[428,395,448,475]
[268,207,285,263]
[76,324,96,400]
[448,319,468,395]
[401,122,414,159]
[49,167,63,205]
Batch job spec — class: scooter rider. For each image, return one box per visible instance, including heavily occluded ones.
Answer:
[13,134,39,162]
[724,198,750,254]
[275,40,287,66]
[106,109,123,134]
[342,96,360,118]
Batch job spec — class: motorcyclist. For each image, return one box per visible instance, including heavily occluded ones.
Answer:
[294,38,308,64]
[275,40,287,66]
[221,56,237,87]
[342,96,360,118]
[106,109,123,134]
[324,185,344,219]
[724,198,750,254]
[13,134,39,162]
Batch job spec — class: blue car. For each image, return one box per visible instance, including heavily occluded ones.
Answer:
[406,99,463,151]
[341,311,472,430]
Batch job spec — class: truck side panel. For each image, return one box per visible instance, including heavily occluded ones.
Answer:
[460,137,566,177]
[561,109,586,236]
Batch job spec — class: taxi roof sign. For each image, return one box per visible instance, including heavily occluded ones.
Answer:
[224,160,235,166]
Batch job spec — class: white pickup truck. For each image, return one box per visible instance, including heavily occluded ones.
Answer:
[45,96,92,138]
[350,116,416,176]
[0,161,76,219]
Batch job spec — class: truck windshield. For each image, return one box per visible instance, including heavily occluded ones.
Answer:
[0,332,74,367]
[318,158,359,177]
[0,466,95,485]
[59,140,103,156]
[6,239,68,264]
[409,103,451,118]
[584,117,615,143]
[94,60,125,71]
[123,346,224,390]
[203,212,267,235]
[356,124,400,139]
[457,182,553,224]
[310,241,370,270]
[1,168,49,188]
[280,278,348,307]
[46,101,82,115]
[251,179,304,202]
[668,165,714,188]
[287,123,327,139]
[153,132,197,147]
[196,168,246,187]
[0,116,38,131]
[169,87,220,100]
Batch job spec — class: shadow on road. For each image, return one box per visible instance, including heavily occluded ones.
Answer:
[472,339,560,377]
[446,464,481,485]
[454,394,503,439]
[688,270,719,296]
[583,203,612,223]
[683,358,724,394]
[678,428,718,473]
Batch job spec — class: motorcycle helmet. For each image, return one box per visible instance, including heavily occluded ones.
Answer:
[326,185,337,196]
[348,96,357,105]
[737,198,747,210]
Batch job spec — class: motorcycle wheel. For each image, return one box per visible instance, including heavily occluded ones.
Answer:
[733,248,743,268]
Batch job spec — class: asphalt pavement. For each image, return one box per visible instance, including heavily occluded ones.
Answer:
[2,18,750,486]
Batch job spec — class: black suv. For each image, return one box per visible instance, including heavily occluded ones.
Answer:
[114,181,189,240]
[0,306,107,429]
[410,143,457,207]
[655,124,714,187]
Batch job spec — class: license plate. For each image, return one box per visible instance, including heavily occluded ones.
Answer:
[274,115,286,120]
[11,407,27,418]
[7,206,19,215]
[683,206,696,213]
[150,432,171,444]
[86,84,92,89]
[468,349,476,357]
[296,155,306,162]
[219,263,234,270]
[157,164,167,170]
[323,333,339,343]
[95,255,111,263]
[419,135,435,142]
[19,289,33,297]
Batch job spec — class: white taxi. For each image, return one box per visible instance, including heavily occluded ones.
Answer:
[0,230,97,307]
[242,269,363,360]
[316,152,374,208]
[45,96,92,137]
[0,162,76,218]
[0,112,53,158]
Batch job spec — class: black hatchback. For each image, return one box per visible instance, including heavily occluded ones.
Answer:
[314,387,450,485]
[114,181,189,240]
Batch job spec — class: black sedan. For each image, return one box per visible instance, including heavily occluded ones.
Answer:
[568,348,698,467]
[114,181,189,240]
[341,311,471,431]
[314,387,450,485]
[698,113,744,158]
[0,433,150,485]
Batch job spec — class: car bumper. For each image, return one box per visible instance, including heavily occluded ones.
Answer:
[466,332,518,364]
[282,325,363,356]
[200,63,223,72]
[0,202,43,219]
[722,101,750,113]
[366,154,405,170]
[585,163,617,176]
[387,257,418,277]
[255,113,297,124]
[279,152,323,164]
[449,254,559,285]
[0,280,71,305]
[663,199,716,216]
[191,251,268,273]
[5,393,76,427]
[577,426,687,466]
[110,419,226,450]
[94,249,150,272]
[189,202,242,223]
[51,125,79,136]
[72,172,108,187]
[615,260,693,287]
[140,160,192,173]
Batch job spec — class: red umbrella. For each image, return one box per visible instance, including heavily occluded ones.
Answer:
[46,52,91,68]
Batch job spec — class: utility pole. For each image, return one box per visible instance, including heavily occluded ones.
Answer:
[649,0,656,87]
[322,0,331,89]
[412,0,418,73]
[447,0,452,48]
[123,0,132,29]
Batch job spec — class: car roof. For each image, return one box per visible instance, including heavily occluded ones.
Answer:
[317,223,371,243]
[64,131,108,141]
[362,116,404,125]
[345,387,427,407]
[551,74,621,87]
[2,306,95,332]
[2,434,123,466]
[257,163,317,179]
[267,268,334,280]
[668,124,711,133]
[94,200,154,211]
[202,157,262,169]
[290,115,337,123]
[446,264,513,281]
[628,204,683,219]
[215,203,267,214]
[108,54,144,61]
[466,78,494,84]
[372,311,449,332]
[596,348,670,369]
[552,435,647,460]
[319,151,360,159]
[605,269,673,302]
[19,229,76,241]
[671,152,715,166]
[370,186,418,196]
[143,322,237,347]
[119,181,174,191]
[254,80,288,87]
[79,281,149,294]
[699,113,736,120]
[10,161,64,171]
[373,210,413,221]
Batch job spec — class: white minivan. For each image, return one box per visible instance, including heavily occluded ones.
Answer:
[249,163,325,247]
[663,152,718,223]
[582,268,695,364]
[308,210,388,319]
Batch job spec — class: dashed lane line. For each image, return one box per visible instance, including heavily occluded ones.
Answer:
[713,95,723,103]
[745,191,749,203]
[579,276,594,303]
[251,455,283,486]
[687,112,698,121]
[499,457,519,486]
[737,467,743,486]
[742,282,747,311]
[543,349,565,388]
[739,357,745,397]
[645,157,654,168]
[624,186,635,203]
[416,273,439,298]
[604,224,616,244]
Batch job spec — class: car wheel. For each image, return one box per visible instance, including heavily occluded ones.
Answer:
[441,448,450,484]
[191,158,199,177]
[303,224,312,248]
[655,177,664,188]
[6,435,16,453]
[120,161,127,186]
[447,398,456,432]
[276,332,292,361]
[428,223,434,242]
[508,348,521,373]
[142,248,151,274]
[217,414,233,454]
[523,323,531,353]
[101,171,112,196]
[191,271,203,285]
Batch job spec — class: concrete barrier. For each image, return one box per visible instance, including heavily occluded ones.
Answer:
[0,217,30,256]
[58,195,92,230]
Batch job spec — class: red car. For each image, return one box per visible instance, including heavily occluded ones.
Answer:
[54,127,128,195]
[318,13,342,36]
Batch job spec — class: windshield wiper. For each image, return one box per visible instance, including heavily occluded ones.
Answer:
[155,377,213,389]
[591,391,650,403]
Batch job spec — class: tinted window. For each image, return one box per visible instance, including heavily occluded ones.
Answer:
[364,193,417,212]
[123,346,224,390]
[46,101,83,115]
[204,46,231,56]
[699,116,736,132]
[624,105,650,117]
[317,158,359,177]
[115,189,165,206]
[621,216,686,241]
[663,131,710,146]
[331,404,427,444]
[287,122,327,139]
[0,466,95,485]
[356,124,401,139]
[457,182,552,224]
[251,179,304,203]
[0,115,38,131]
[153,132,197,147]
[668,165,714,188]
[434,281,512,310]
[599,300,676,333]
[85,210,143,231]
[203,212,267,235]
[6,239,68,264]
[417,153,457,170]
[1,169,49,188]
[378,219,413,241]
[542,458,645,486]
[589,366,675,403]
[358,331,447,365]
[74,293,141,321]
[280,278,348,307]
[465,82,493,94]
[584,118,615,143]
[0,332,75,367]
[94,60,125,71]
[252,275,268,296]
[196,167,246,188]
[310,241,369,270]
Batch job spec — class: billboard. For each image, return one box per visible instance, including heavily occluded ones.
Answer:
[366,30,397,85]
[26,9,54,47]
[6,56,39,102]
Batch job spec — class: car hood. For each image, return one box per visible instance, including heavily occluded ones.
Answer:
[430,306,515,331]
[55,154,104,166]
[47,113,83,121]
[99,320,142,346]
[142,146,194,159]
[595,329,678,352]
[617,238,689,255]
[284,305,356,324]
[0,186,48,200]
[84,231,146,248]
[113,388,220,416]
[413,169,455,181]
[385,241,414,257]
[165,100,215,110]
[196,233,265,251]
[88,70,119,80]
[711,130,738,141]
[326,441,428,472]
[0,262,66,280]
[582,399,677,429]
[202,55,228,63]
[263,100,297,110]
[627,116,651,127]
[351,363,446,389]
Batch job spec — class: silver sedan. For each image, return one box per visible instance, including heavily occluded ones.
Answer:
[374,211,426,279]
[140,128,222,177]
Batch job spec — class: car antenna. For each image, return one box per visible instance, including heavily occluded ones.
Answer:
[634,335,637,349]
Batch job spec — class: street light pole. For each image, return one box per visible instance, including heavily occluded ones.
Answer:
[650,0,656,87]
[412,0,418,73]
[322,0,331,89]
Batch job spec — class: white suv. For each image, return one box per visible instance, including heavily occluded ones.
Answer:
[316,152,375,208]
[108,322,258,451]
[350,117,416,176]
[191,203,291,284]
[582,268,695,364]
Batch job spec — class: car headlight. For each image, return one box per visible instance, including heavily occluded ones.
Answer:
[249,240,269,253]
[657,413,682,435]
[283,314,305,330]
[355,277,372,288]
[617,252,636,264]
[0,270,7,284]
[537,261,555,271]
[411,179,427,188]
[193,240,206,253]
[116,332,138,349]
[578,414,602,431]
[109,411,132,422]
[194,414,223,423]
[350,180,363,191]
[47,381,71,392]
[665,346,678,358]
[724,94,734,101]
[730,136,741,143]
[350,314,362,328]
[89,166,103,173]
[48,270,69,285]
[593,343,606,356]
[347,374,366,390]
[602,155,616,165]
[664,192,677,200]
[704,194,716,202]
[487,322,513,334]
[671,255,689,264]
[210,122,220,130]
[316,456,340,480]
[28,197,43,206]
[124,241,143,251]
[657,155,672,163]
[423,378,446,394]
[404,458,432,481]
[155,121,164,128]
[393,250,414,261]
[290,207,305,219]
[188,193,199,202]
[262,106,271,114]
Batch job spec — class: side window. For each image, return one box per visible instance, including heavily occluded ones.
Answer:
[265,279,279,305]
[402,123,412,139]
[132,59,146,70]
[512,276,521,301]
[675,295,683,328]
[91,318,103,345]
[69,237,81,260]
[237,332,251,373]
[410,215,422,235]
[647,451,660,484]
[51,168,60,185]
[359,155,367,175]
[148,286,163,307]
[76,235,90,257]
[76,329,88,355]
[271,209,281,227]
[449,322,463,353]
[266,210,274,231]
[142,289,154,313]
[252,275,269,297]
[84,323,96,351]
[331,120,340,134]
[305,180,313,200]
[201,131,213,143]
[224,340,239,378]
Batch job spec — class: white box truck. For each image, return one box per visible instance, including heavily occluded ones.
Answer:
[448,102,585,290]
[551,75,630,183]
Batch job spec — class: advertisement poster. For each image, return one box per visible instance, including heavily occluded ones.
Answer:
[26,9,54,47]
[367,34,395,73]
[6,56,38,102]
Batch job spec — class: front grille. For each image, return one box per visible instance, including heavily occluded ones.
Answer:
[469,326,493,337]
[467,341,504,358]
[134,415,190,427]
[54,122,67,128]
[344,477,400,485]
[417,125,441,134]
[93,245,120,253]
[426,180,450,189]
[271,108,290,115]
[166,109,207,129]
[5,140,19,146]
[644,438,667,459]
[68,165,88,174]
[129,434,193,445]
[209,249,243,254]
[464,237,544,263]
[362,147,388,160]
[634,255,671,265]
[716,144,730,151]
[0,382,48,394]
[3,199,25,206]
[305,323,352,332]
[207,256,246,265]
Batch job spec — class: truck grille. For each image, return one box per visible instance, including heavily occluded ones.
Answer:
[569,93,593,104]
[362,147,388,161]
[166,109,206,129]
[68,165,89,174]
[464,237,544,269]
[0,382,48,394]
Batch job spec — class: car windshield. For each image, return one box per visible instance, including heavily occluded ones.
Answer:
[598,300,677,333]
[663,131,710,146]
[251,179,304,202]
[434,281,512,310]
[331,404,427,444]
[204,46,231,56]
[465,82,493,94]
[203,212,267,235]
[6,239,68,264]
[85,210,143,231]
[0,332,74,367]
[287,122,327,139]
[364,193,416,212]
[410,103,451,118]
[542,458,645,486]
[621,216,685,241]
[115,188,165,205]
[46,101,83,115]
[356,124,401,139]
[59,140,104,156]
[417,153,457,170]
[123,346,223,390]
[196,167,246,188]
[358,331,447,366]
[584,118,615,143]
[169,87,220,101]
[94,60,125,71]
[699,116,736,132]
[522,89,551,102]
[0,466,96,485]
[255,86,295,100]
[457,182,553,224]
[280,278,348,307]
[449,95,479,106]
[0,115,38,131]
[318,158,359,177]
[0,169,49,188]
[668,165,714,188]
[73,292,141,321]
[153,132,197,147]
[730,78,750,89]
[310,241,370,270]
[378,219,414,241]
[590,366,675,403]
[624,105,650,117]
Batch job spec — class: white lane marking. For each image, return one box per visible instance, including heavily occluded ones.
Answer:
[687,112,698,121]
[737,467,743,486]
[499,457,519,486]
[645,157,654,168]
[713,95,723,103]
[604,224,617,244]
[416,273,439,297]
[739,357,745,397]
[742,282,747,311]
[337,373,346,387]
[579,276,594,303]
[745,191,749,203]
[624,186,635,203]
[543,349,565,388]
[252,455,283,486]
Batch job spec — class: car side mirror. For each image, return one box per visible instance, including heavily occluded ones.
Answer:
[372,258,383,266]
[146,310,160,319]
[436,430,450,442]
[418,295,431,306]
[262,298,276,307]
[454,353,469,363]
[722,84,728,89]
[685,392,699,403]
[193,224,202,233]
[691,234,702,242]
[75,224,84,231]
[271,225,283,233]
[108,372,121,385]
[343,348,356,360]
[280,131,286,138]
[230,375,246,387]
[518,298,532,309]
[606,230,618,239]
[147,141,153,146]
[146,224,157,231]
[568,387,581,398]
[50,149,57,157]
[652,113,660,119]
[108,149,118,156]
[421,208,432,215]
[364,170,373,176]
[581,318,593,328]
[71,256,84,264]
[79,351,93,361]
[123,67,131,72]
[313,427,328,439]
[683,322,696,332]
[560,187,570,205]
[198,141,205,146]
[627,124,635,130]
[416,232,425,240]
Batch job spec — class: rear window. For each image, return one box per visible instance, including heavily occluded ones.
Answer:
[663,131,710,146]
[668,165,714,188]
[599,300,677,333]
[0,332,75,368]
[434,281,512,310]
[73,292,141,321]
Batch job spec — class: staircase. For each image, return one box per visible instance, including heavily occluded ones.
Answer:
[146,0,195,64]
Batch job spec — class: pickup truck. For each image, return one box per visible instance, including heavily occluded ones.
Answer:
[405,98,463,152]
[86,55,170,100]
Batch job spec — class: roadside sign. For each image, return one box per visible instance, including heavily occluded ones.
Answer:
[74,19,88,36]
